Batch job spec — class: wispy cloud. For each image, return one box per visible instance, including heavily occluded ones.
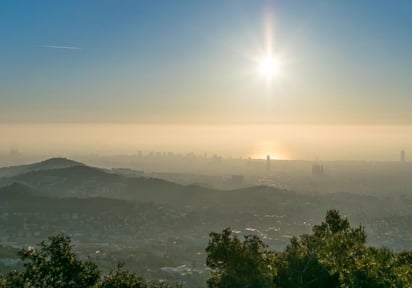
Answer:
[40,45,81,50]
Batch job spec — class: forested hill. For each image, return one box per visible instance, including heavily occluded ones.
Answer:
[0,157,84,178]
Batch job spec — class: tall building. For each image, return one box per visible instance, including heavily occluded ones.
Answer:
[266,155,271,176]
[9,146,20,157]
[312,161,324,176]
[401,150,406,162]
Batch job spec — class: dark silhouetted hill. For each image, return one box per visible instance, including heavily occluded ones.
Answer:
[3,163,297,210]
[1,158,407,221]
[0,182,134,214]
[0,157,84,178]
[0,182,37,200]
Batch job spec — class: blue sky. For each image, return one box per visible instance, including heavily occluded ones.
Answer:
[2,1,412,159]
[0,0,412,124]
[1,0,412,125]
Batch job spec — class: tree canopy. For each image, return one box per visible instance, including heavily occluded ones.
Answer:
[2,234,100,288]
[0,234,178,288]
[206,210,412,288]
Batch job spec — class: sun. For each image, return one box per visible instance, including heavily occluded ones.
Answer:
[258,56,281,79]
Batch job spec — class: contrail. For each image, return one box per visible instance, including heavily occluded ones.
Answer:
[41,45,81,50]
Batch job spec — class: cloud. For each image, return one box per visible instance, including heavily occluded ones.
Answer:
[40,45,81,50]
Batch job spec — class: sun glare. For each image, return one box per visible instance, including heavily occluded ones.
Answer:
[259,56,281,79]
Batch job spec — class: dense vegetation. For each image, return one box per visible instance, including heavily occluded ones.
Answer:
[206,210,412,288]
[1,210,411,287]
[0,234,177,288]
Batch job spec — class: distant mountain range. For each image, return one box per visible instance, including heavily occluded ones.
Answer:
[0,158,411,221]
[0,158,304,213]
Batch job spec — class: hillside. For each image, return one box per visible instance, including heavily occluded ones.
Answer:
[4,164,309,211]
[0,158,84,178]
[1,159,409,218]
[0,182,135,214]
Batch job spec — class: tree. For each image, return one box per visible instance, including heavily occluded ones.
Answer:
[0,235,181,288]
[273,210,365,288]
[206,210,412,288]
[3,234,100,288]
[206,228,275,288]
[100,263,149,288]
[273,235,339,288]
[0,273,5,288]
[100,262,178,288]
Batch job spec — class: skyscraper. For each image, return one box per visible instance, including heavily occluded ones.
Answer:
[266,155,271,177]
[312,160,324,176]
[401,150,406,162]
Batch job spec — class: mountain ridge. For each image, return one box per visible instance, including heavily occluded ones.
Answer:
[0,157,85,178]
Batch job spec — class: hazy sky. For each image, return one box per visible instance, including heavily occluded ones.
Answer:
[1,1,412,160]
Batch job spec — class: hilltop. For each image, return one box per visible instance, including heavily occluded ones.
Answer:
[0,157,84,178]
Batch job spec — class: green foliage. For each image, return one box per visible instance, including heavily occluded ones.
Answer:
[206,210,412,288]
[273,235,339,288]
[100,263,179,288]
[0,235,182,288]
[3,234,100,288]
[100,263,148,288]
[206,228,275,288]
